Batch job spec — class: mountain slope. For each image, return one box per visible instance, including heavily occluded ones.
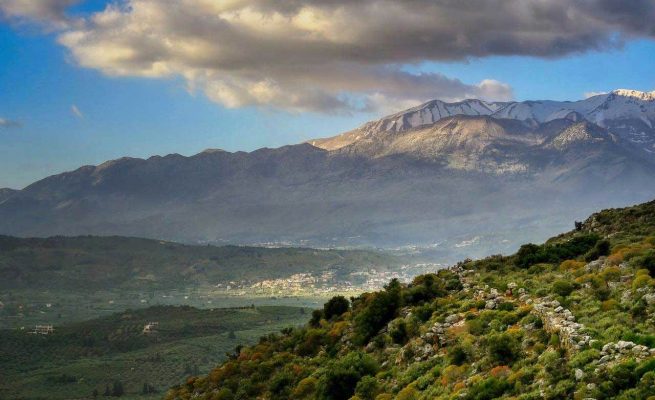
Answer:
[0,188,16,203]
[1,91,655,258]
[165,199,655,400]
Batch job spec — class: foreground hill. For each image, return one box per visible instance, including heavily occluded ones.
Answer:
[0,305,307,400]
[2,90,655,260]
[167,199,655,399]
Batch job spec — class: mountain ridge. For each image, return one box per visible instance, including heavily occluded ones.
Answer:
[1,90,655,258]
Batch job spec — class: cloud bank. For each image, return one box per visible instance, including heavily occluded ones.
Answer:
[3,0,655,113]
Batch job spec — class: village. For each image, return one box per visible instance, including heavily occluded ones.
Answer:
[212,263,445,297]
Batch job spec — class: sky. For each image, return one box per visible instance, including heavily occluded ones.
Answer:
[0,0,654,189]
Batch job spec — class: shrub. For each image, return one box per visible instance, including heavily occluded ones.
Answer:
[395,385,419,400]
[389,320,409,345]
[324,296,350,320]
[293,377,318,399]
[414,303,433,322]
[269,371,295,397]
[632,274,653,290]
[463,377,511,400]
[601,266,622,282]
[355,376,379,400]
[560,259,586,271]
[601,299,618,311]
[318,352,379,400]
[639,251,655,277]
[552,280,575,297]
[607,360,638,394]
[448,344,470,366]
[635,359,655,379]
[515,234,600,268]
[485,332,520,365]
[585,239,611,262]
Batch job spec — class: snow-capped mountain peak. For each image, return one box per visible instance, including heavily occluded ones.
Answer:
[611,89,655,101]
[310,89,655,153]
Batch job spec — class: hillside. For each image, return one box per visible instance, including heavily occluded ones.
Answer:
[0,235,401,290]
[0,305,308,400]
[167,199,655,399]
[1,91,655,261]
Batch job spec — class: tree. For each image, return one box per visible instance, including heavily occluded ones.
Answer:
[310,309,323,327]
[353,279,402,344]
[324,296,350,320]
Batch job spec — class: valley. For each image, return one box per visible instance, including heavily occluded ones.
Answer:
[0,305,308,400]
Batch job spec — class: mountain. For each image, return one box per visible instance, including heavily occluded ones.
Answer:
[0,188,16,203]
[1,90,655,260]
[165,198,655,400]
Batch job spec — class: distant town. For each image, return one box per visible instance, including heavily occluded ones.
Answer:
[212,263,445,297]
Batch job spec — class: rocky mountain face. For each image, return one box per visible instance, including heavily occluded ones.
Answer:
[1,90,655,261]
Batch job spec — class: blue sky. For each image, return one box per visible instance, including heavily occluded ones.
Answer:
[1,1,654,189]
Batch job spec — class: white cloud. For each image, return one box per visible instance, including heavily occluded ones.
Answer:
[0,117,21,128]
[3,0,655,114]
[71,104,83,119]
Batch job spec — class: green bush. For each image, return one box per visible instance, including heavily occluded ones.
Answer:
[318,352,379,400]
[463,377,511,400]
[355,376,379,400]
[585,239,611,261]
[389,320,409,345]
[552,280,575,297]
[485,332,520,365]
[448,344,470,366]
[638,251,655,277]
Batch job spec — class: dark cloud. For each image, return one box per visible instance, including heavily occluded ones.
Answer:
[2,0,654,113]
[0,0,80,29]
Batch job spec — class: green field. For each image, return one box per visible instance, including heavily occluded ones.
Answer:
[0,305,308,400]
